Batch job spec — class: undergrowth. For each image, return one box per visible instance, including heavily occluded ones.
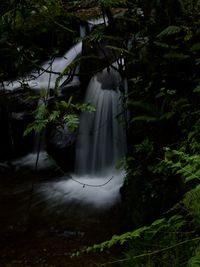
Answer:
[72,134,200,266]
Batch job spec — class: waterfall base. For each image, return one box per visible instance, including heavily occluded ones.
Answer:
[11,151,57,170]
[38,170,125,209]
[0,165,122,267]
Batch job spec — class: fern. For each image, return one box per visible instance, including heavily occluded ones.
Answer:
[164,148,200,183]
[184,185,200,227]
[83,26,105,43]
[48,110,60,122]
[63,114,79,133]
[54,56,81,94]
[24,96,96,136]
[187,248,200,267]
[24,119,48,135]
[72,215,186,256]
[193,84,200,93]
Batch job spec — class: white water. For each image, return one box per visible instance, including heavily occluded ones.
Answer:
[39,170,124,209]
[5,27,127,208]
[80,24,87,38]
[88,16,108,31]
[75,64,126,175]
[12,151,57,170]
[38,63,127,208]
[2,42,82,92]
[9,62,127,208]
[1,17,111,93]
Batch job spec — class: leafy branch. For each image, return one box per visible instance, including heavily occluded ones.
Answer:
[99,237,200,266]
[24,96,95,136]
[72,215,187,256]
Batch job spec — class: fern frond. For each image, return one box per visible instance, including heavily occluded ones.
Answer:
[184,185,200,227]
[187,247,200,267]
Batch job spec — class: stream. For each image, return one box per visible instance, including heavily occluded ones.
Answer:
[0,19,127,266]
[0,159,123,267]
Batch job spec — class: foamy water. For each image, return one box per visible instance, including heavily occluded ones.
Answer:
[1,42,82,91]
[38,170,124,208]
[12,151,57,170]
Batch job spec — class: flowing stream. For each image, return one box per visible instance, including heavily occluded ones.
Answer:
[1,42,82,92]
[75,64,126,175]
[2,16,127,208]
[39,62,127,209]
[5,44,127,210]
[0,20,128,266]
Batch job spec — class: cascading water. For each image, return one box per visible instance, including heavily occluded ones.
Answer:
[1,42,82,92]
[39,63,127,208]
[4,18,127,208]
[28,41,82,90]
[75,64,126,176]
[9,43,82,169]
[11,99,57,170]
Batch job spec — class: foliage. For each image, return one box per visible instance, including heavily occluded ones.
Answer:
[24,95,95,135]
[71,1,200,266]
[73,212,199,266]
[187,248,200,267]
[99,0,127,7]
[74,215,186,255]
[0,0,79,80]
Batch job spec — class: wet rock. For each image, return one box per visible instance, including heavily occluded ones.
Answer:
[0,90,37,161]
[46,125,77,172]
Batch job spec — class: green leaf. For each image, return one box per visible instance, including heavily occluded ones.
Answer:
[131,115,157,123]
[191,43,200,52]
[75,102,96,112]
[154,41,178,49]
[157,26,182,39]
[163,52,190,60]
[160,111,174,120]
[23,119,48,136]
[151,218,166,226]
[33,103,47,120]
[48,110,60,122]
[64,114,79,132]
[193,84,200,93]
[188,258,200,267]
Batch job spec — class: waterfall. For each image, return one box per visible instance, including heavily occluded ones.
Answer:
[29,41,82,90]
[88,16,108,31]
[4,19,127,207]
[4,43,82,169]
[38,63,127,208]
[11,99,57,170]
[75,64,127,176]
[80,24,87,38]
[1,42,82,92]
